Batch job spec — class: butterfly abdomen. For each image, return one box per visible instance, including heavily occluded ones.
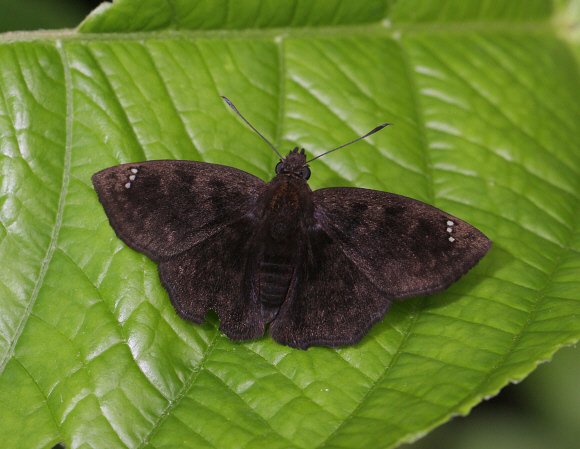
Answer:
[258,260,293,308]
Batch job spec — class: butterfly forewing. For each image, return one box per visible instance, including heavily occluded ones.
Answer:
[312,188,492,299]
[92,160,264,260]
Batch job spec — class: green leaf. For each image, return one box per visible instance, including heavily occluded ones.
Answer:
[1,1,579,448]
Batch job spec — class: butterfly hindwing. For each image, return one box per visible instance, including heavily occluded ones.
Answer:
[158,214,267,341]
[269,225,389,349]
[92,160,264,260]
[312,187,492,299]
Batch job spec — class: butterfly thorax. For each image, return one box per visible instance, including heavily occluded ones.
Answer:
[255,174,313,317]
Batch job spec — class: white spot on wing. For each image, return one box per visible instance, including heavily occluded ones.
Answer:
[448,236,455,242]
[447,220,454,226]
[126,168,138,187]
[446,227,453,233]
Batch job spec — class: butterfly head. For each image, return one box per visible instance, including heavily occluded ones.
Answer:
[276,147,311,180]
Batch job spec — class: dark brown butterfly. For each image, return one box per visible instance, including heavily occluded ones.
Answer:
[92,97,492,349]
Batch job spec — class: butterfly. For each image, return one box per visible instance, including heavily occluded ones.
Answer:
[92,97,492,349]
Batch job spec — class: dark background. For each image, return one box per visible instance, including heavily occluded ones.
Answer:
[0,0,100,32]
[1,1,579,448]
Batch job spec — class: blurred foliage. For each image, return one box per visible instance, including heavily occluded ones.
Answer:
[406,344,580,449]
[0,0,97,32]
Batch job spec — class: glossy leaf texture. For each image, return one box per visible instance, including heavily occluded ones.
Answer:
[1,1,579,448]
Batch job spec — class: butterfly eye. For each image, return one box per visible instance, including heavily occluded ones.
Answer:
[301,166,311,180]
[275,161,284,175]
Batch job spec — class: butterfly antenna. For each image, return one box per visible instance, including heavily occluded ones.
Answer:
[305,123,392,163]
[221,96,283,160]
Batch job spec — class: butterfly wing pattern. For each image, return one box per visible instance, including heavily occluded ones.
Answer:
[93,148,491,349]
[92,160,264,259]
[92,160,272,339]
[270,187,492,348]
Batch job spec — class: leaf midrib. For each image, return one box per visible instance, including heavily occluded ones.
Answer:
[0,19,554,45]
[0,39,72,376]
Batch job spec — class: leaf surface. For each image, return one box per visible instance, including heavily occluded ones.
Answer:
[1,1,579,448]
